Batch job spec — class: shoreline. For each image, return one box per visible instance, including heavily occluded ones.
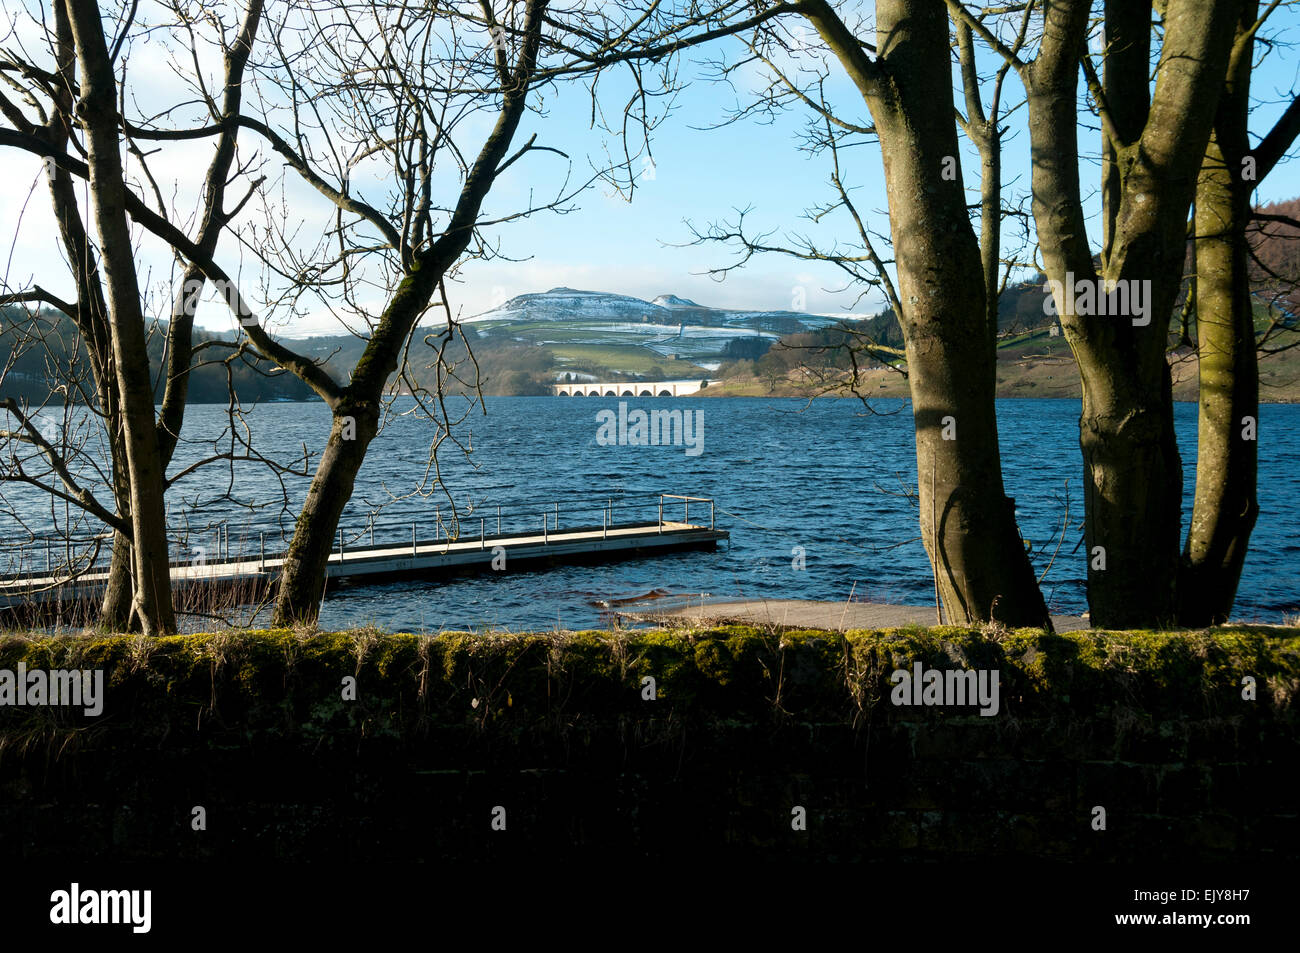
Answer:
[618,597,1090,633]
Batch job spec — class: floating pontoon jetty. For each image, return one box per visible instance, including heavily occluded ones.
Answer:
[0,494,726,611]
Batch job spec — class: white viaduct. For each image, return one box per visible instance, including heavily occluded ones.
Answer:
[553,379,717,397]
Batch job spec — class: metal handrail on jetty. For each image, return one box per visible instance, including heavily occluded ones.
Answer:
[0,493,725,607]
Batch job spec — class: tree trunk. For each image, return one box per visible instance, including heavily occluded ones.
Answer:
[805,0,1050,627]
[42,0,134,629]
[269,0,547,627]
[67,0,175,635]
[1179,4,1260,626]
[1024,0,1237,628]
[46,155,135,627]
[270,257,439,626]
[272,402,380,623]
[100,518,136,629]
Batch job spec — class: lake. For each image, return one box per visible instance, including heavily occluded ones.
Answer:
[3,396,1297,629]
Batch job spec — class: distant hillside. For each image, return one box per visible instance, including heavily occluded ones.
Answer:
[849,275,1058,348]
[447,286,851,388]
[0,309,313,405]
[1251,197,1300,315]
[12,204,1292,405]
[706,309,1300,403]
[467,286,835,336]
[651,294,699,308]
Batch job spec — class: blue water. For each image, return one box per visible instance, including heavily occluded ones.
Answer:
[3,397,1297,629]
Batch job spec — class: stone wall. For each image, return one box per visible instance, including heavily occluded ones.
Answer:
[1,625,1295,862]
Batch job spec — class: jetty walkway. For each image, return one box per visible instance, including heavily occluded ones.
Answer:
[0,494,726,611]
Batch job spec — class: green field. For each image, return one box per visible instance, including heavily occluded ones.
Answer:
[548,343,709,377]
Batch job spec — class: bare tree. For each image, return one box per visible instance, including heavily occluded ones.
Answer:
[47,0,178,634]
[1,0,136,624]
[1,0,284,632]
[955,0,1242,627]
[692,0,1052,626]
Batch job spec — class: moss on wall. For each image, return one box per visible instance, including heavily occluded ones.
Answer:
[1,625,1296,862]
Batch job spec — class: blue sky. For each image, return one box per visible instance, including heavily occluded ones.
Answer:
[451,10,1300,328]
[1,2,1297,337]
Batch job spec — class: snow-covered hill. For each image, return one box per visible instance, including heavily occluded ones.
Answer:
[467,287,839,333]
[651,294,700,308]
